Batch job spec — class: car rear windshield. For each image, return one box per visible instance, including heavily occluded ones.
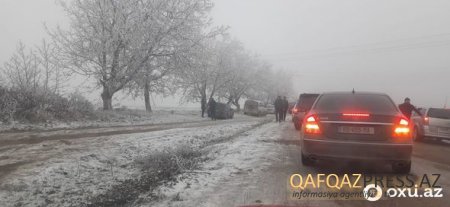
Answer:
[427,108,450,119]
[297,94,319,110]
[296,95,319,110]
[314,94,397,113]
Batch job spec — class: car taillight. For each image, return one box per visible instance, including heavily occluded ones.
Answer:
[423,117,429,125]
[304,115,321,134]
[394,118,411,137]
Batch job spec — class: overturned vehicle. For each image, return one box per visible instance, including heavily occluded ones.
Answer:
[209,103,234,119]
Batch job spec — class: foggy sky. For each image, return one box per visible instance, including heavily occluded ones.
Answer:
[1,0,449,108]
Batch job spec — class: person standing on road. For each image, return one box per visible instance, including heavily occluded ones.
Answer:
[282,96,289,121]
[208,97,217,120]
[399,97,422,119]
[274,96,282,122]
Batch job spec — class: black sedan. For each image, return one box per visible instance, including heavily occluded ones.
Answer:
[300,92,413,173]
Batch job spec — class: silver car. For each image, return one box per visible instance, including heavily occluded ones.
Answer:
[412,108,450,141]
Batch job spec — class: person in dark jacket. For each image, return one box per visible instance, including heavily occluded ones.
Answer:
[208,97,217,120]
[282,96,289,121]
[399,97,422,119]
[274,96,282,122]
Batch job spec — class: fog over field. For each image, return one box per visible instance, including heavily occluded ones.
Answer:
[1,0,449,108]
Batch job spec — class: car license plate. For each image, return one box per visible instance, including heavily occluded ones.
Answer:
[338,126,375,134]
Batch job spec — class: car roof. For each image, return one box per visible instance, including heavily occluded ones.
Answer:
[321,91,389,96]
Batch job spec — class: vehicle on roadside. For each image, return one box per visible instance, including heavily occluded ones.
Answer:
[261,104,275,114]
[243,100,268,116]
[300,92,413,173]
[411,107,450,141]
[215,103,234,119]
[292,93,320,130]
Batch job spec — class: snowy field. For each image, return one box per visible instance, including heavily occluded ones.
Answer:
[0,108,204,132]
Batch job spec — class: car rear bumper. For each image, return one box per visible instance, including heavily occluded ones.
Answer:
[302,138,412,161]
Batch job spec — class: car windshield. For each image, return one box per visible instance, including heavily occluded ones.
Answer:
[314,94,398,113]
[427,108,450,119]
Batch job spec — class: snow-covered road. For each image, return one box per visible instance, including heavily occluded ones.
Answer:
[147,122,450,207]
[1,115,449,207]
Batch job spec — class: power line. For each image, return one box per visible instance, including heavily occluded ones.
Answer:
[262,32,450,58]
[264,40,450,62]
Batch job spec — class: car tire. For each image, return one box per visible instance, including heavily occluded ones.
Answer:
[301,152,314,166]
[413,127,423,142]
[392,161,411,174]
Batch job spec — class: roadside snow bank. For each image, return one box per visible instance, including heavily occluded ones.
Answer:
[0,109,203,132]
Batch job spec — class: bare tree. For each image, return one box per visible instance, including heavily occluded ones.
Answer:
[246,65,294,106]
[50,0,215,110]
[129,0,219,112]
[217,51,261,111]
[2,42,41,92]
[50,0,148,110]
[36,39,66,94]
[176,34,294,115]
[127,56,178,112]
[1,39,67,96]
[176,38,239,114]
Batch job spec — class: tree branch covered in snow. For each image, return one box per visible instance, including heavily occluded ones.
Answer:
[49,0,218,110]
[1,41,67,95]
[175,37,293,112]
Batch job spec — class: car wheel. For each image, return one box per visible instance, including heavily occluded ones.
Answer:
[392,161,411,174]
[301,152,314,166]
[413,127,423,142]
